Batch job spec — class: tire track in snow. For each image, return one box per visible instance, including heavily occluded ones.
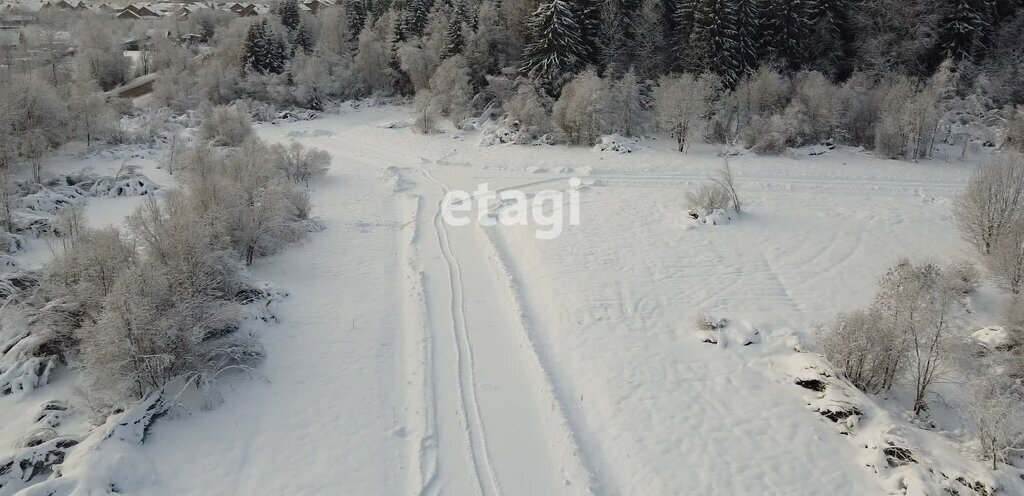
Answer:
[397,194,441,496]
[477,227,613,496]
[415,166,502,496]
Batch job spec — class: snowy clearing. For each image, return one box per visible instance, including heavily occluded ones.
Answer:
[2,105,1022,496]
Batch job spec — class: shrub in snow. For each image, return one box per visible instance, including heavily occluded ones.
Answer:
[269,142,331,185]
[412,90,439,135]
[960,376,1024,470]
[822,260,966,414]
[15,186,87,215]
[953,153,1024,255]
[819,308,903,394]
[198,104,254,146]
[552,70,611,146]
[985,221,1024,293]
[504,81,552,137]
[686,161,742,216]
[694,312,727,331]
[686,182,731,213]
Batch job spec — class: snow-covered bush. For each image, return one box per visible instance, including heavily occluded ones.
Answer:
[986,221,1024,294]
[874,77,941,160]
[269,142,332,185]
[685,182,731,213]
[822,259,967,413]
[427,55,473,126]
[199,105,254,146]
[954,153,1024,254]
[820,308,903,394]
[960,376,1024,470]
[552,70,611,146]
[504,81,551,136]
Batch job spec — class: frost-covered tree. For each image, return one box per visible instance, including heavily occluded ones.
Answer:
[505,80,552,135]
[551,69,610,144]
[269,142,332,185]
[354,26,395,94]
[961,376,1024,470]
[596,0,629,73]
[521,0,589,92]
[954,153,1024,254]
[987,220,1024,294]
[427,55,474,125]
[607,69,648,136]
[199,105,254,146]
[654,73,716,151]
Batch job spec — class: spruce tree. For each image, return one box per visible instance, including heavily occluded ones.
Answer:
[690,0,742,87]
[630,0,668,80]
[673,0,698,69]
[244,20,270,73]
[441,5,466,59]
[279,0,301,32]
[734,0,762,76]
[294,23,315,55]
[267,25,289,74]
[521,0,589,93]
[405,0,432,37]
[806,0,852,79]
[941,0,991,63]
[348,0,368,39]
[763,0,813,72]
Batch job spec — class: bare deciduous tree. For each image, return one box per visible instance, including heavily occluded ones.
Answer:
[954,153,1024,255]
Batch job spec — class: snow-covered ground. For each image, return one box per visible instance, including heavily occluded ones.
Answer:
[3,104,1022,495]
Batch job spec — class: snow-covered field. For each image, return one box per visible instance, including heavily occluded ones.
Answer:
[4,104,1022,495]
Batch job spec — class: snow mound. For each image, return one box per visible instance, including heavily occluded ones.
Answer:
[298,217,327,233]
[688,208,735,226]
[378,166,414,193]
[971,326,1013,351]
[89,174,160,197]
[15,186,86,214]
[592,134,641,153]
[236,281,289,323]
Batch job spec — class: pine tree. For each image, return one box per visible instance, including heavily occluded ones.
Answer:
[734,0,761,76]
[279,0,301,31]
[348,0,368,39]
[690,0,742,87]
[521,0,589,93]
[941,0,991,63]
[576,0,602,67]
[673,0,697,68]
[405,0,432,37]
[267,25,289,74]
[630,0,668,80]
[244,20,270,73]
[806,0,852,79]
[294,23,315,55]
[596,0,630,73]
[763,0,813,72]
[441,4,466,59]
